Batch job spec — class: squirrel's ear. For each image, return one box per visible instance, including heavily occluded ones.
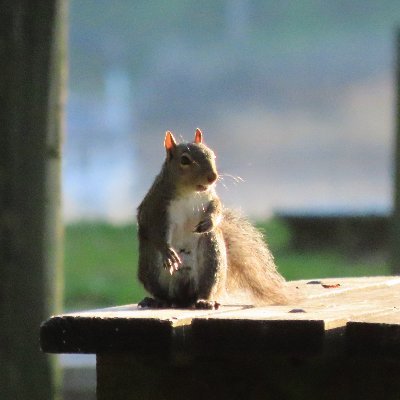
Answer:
[194,128,203,144]
[164,131,177,151]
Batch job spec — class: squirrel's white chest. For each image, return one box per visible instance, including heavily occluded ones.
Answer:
[162,192,211,298]
[154,191,210,300]
[167,192,210,249]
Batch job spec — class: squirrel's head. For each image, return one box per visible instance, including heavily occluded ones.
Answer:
[164,129,218,194]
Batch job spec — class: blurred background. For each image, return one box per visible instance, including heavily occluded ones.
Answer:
[66,0,397,222]
[64,0,400,312]
[58,2,400,398]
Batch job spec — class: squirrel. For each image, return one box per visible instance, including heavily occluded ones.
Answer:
[137,129,290,309]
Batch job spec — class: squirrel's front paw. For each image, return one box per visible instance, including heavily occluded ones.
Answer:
[195,218,214,233]
[163,246,181,275]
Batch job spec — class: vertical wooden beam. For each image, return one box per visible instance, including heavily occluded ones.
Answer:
[393,29,400,274]
[0,1,66,399]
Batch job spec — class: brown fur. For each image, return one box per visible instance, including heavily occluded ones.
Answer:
[222,209,290,305]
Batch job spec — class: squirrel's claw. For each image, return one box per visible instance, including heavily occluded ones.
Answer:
[169,264,178,275]
[195,299,220,310]
[163,247,181,274]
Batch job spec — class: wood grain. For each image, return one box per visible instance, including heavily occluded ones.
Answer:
[41,276,400,356]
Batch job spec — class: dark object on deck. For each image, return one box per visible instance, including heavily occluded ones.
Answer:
[0,1,66,399]
[41,276,400,400]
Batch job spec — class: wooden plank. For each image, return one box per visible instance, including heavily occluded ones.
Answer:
[190,303,394,357]
[351,311,400,325]
[40,305,247,354]
[220,276,399,308]
[192,278,400,356]
[347,310,400,356]
[202,277,400,328]
[41,276,400,357]
[45,304,249,326]
[291,276,400,300]
[193,302,397,329]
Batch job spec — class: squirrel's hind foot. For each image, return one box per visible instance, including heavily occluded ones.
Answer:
[138,297,171,309]
[195,299,220,310]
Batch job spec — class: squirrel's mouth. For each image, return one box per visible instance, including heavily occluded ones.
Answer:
[196,184,209,192]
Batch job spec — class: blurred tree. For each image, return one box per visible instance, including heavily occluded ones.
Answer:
[0,1,66,399]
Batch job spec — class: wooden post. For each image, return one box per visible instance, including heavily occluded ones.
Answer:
[393,28,400,274]
[0,1,66,399]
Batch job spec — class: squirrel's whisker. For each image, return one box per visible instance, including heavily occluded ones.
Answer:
[220,173,244,184]
[218,181,229,190]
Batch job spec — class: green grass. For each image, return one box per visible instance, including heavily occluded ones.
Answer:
[256,219,390,280]
[64,220,390,310]
[64,222,145,310]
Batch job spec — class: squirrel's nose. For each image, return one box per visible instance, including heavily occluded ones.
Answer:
[207,172,218,184]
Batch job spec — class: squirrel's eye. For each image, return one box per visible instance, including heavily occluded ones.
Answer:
[180,155,192,165]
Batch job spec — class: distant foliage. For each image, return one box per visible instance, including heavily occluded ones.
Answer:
[64,220,389,309]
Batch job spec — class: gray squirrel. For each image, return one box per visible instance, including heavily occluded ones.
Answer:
[137,129,290,309]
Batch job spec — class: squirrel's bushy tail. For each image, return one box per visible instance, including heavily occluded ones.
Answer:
[221,209,290,305]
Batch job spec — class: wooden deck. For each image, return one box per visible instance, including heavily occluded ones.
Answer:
[41,276,400,400]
